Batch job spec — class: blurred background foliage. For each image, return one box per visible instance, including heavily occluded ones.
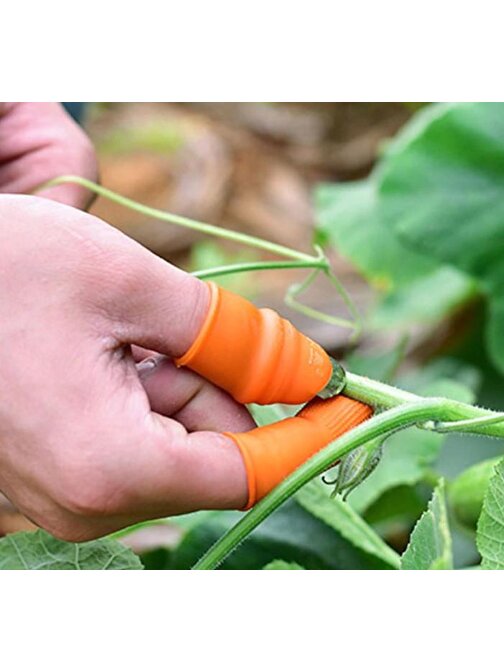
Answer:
[2,102,502,569]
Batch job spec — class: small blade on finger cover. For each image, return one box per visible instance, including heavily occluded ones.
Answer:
[318,358,346,399]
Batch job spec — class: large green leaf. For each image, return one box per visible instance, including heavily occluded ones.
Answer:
[0,530,143,570]
[315,180,437,292]
[315,176,474,335]
[378,102,504,370]
[476,457,504,569]
[364,485,427,528]
[380,102,504,275]
[171,501,392,570]
[401,480,453,570]
[316,104,485,335]
[296,480,400,568]
[450,457,502,530]
[485,297,504,373]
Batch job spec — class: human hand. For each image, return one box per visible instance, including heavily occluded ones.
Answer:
[0,192,371,542]
[0,103,97,210]
[0,195,253,541]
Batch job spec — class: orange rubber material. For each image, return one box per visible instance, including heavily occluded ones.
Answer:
[175,281,332,404]
[226,395,373,509]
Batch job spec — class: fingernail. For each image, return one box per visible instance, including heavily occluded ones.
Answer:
[136,357,159,380]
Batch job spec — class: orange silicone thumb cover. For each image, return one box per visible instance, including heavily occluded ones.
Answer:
[226,395,373,509]
[175,282,332,404]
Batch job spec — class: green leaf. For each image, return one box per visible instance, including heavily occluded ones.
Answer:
[172,501,393,570]
[380,102,504,275]
[263,560,305,570]
[477,457,504,569]
[0,530,143,570]
[378,102,504,370]
[296,480,400,568]
[450,457,502,529]
[486,297,504,374]
[364,485,427,528]
[371,266,477,331]
[401,480,453,570]
[316,176,475,338]
[315,180,437,292]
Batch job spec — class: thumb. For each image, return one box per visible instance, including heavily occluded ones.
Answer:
[99,237,211,359]
[104,237,332,404]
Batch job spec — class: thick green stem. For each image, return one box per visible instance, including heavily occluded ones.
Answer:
[344,372,420,407]
[193,399,448,570]
[344,372,504,437]
[193,373,504,569]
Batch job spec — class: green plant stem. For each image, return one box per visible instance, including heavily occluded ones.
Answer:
[325,267,362,340]
[194,373,504,569]
[37,175,361,334]
[193,399,448,569]
[426,413,504,433]
[193,259,326,280]
[344,372,504,437]
[285,269,354,328]
[36,175,318,264]
[284,267,361,332]
[344,371,420,407]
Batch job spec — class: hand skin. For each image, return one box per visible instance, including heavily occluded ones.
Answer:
[0,196,253,541]
[0,102,98,209]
